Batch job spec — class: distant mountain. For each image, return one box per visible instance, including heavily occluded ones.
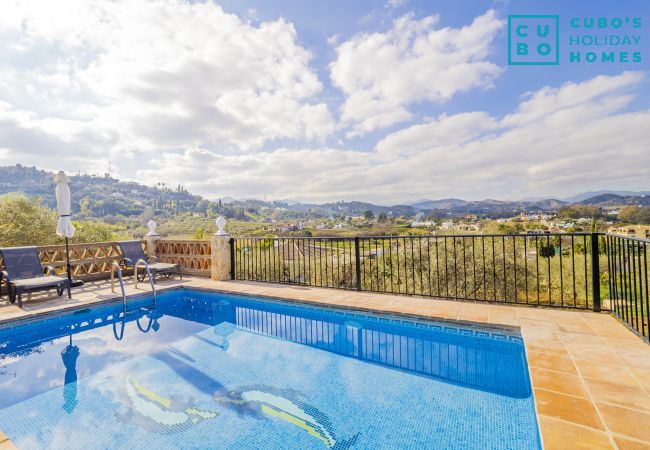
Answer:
[292,201,418,217]
[530,199,566,209]
[410,198,466,209]
[520,196,548,202]
[580,194,650,207]
[218,196,236,204]
[564,190,650,203]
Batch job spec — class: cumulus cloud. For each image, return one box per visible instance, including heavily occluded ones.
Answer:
[501,71,643,127]
[330,10,504,137]
[0,0,334,161]
[375,112,498,157]
[386,0,408,8]
[139,72,649,203]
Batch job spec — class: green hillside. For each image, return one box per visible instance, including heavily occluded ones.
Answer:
[0,164,246,221]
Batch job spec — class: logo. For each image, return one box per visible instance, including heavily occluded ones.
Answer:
[508,15,560,65]
[568,17,642,63]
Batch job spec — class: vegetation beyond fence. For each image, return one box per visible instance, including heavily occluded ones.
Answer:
[231,234,602,308]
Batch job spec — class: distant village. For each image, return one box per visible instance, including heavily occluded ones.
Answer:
[254,209,650,239]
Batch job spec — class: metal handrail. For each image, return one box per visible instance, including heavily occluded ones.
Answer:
[606,233,650,244]
[110,261,128,313]
[134,259,157,299]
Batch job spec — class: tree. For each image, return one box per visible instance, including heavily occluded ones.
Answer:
[141,206,155,222]
[378,212,388,222]
[482,221,516,234]
[537,238,556,258]
[0,195,58,247]
[79,197,95,217]
[619,206,650,224]
[72,221,120,243]
[363,210,374,220]
[193,227,206,240]
[557,205,603,219]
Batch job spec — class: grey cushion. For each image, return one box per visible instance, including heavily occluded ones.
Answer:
[12,275,67,289]
[147,263,179,272]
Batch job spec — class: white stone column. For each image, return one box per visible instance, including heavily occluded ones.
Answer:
[211,217,231,281]
[144,219,160,257]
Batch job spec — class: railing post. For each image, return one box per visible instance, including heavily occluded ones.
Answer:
[230,237,236,280]
[210,217,231,281]
[591,233,601,312]
[354,237,361,291]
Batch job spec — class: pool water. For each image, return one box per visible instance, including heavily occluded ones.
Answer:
[0,289,540,449]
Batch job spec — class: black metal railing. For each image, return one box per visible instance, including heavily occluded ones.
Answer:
[231,233,611,308]
[606,234,649,339]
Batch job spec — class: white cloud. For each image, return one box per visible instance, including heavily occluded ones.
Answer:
[138,72,649,203]
[375,112,498,157]
[136,147,369,200]
[501,71,643,127]
[0,0,334,157]
[330,10,504,137]
[386,0,408,9]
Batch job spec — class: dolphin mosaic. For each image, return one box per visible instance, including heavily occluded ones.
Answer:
[117,375,219,434]
[216,384,359,449]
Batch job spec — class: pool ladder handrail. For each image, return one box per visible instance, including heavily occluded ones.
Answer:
[110,260,157,314]
[133,259,157,300]
[110,261,128,312]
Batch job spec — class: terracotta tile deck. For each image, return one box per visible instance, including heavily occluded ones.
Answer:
[1,277,650,449]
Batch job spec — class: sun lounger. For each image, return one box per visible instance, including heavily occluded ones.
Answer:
[0,246,71,308]
[117,240,182,284]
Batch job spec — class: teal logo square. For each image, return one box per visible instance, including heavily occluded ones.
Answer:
[508,15,560,65]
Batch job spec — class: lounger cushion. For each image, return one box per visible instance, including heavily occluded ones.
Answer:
[147,263,179,272]
[12,275,67,289]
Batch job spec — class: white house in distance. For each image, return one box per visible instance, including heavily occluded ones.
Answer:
[411,220,434,227]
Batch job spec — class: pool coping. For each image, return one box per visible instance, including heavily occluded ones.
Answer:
[0,284,525,335]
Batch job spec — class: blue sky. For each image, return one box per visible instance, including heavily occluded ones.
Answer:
[220,0,649,138]
[0,0,648,203]
[221,0,650,152]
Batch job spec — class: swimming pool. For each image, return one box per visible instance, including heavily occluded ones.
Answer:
[0,288,540,449]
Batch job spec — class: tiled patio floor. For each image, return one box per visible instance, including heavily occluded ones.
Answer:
[1,277,650,449]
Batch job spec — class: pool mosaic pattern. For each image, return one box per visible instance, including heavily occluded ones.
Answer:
[0,289,540,449]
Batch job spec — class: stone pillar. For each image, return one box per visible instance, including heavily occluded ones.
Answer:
[211,217,231,281]
[144,219,160,257]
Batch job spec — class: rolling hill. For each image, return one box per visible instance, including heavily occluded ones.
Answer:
[1,164,646,221]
